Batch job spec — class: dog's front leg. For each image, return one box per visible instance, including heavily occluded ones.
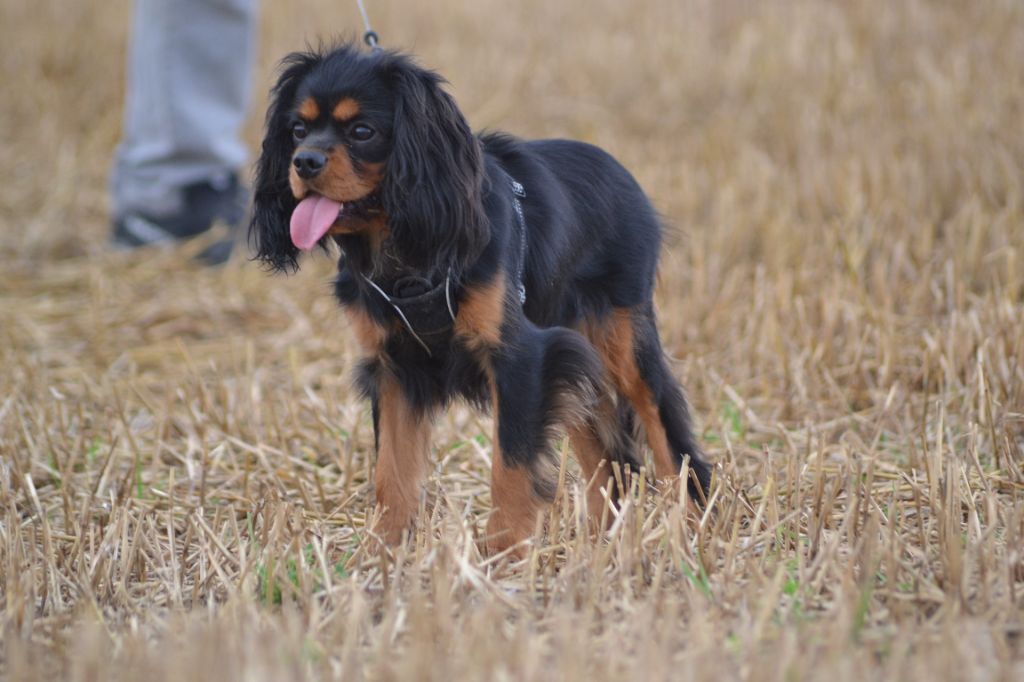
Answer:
[452,276,547,556]
[371,375,433,547]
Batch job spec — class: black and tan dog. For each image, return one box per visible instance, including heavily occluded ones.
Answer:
[251,44,711,555]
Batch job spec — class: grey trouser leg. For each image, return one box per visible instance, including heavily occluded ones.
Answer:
[111,0,259,218]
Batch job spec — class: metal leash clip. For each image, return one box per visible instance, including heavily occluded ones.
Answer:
[355,0,383,51]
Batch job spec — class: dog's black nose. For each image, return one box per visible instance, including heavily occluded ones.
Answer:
[293,150,327,179]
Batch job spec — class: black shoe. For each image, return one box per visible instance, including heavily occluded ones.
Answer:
[111,174,249,265]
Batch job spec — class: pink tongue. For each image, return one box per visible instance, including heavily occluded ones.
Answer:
[290,195,343,250]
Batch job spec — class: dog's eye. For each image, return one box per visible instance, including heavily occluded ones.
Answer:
[351,124,375,142]
[292,122,308,141]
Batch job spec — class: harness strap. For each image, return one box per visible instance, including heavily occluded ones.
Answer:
[362,178,528,355]
[361,275,449,356]
[510,180,528,305]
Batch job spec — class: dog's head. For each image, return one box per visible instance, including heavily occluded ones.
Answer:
[251,44,486,273]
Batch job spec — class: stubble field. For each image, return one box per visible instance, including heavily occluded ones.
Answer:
[1,0,1023,679]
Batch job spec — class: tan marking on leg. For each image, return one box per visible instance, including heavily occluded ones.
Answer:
[583,309,678,479]
[454,276,506,351]
[567,422,615,526]
[486,441,544,558]
[373,377,432,546]
[298,97,319,120]
[484,376,545,558]
[343,305,390,352]
[332,97,360,121]
[627,385,677,479]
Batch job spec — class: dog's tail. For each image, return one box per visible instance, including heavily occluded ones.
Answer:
[536,326,647,501]
[535,326,604,432]
[488,324,603,498]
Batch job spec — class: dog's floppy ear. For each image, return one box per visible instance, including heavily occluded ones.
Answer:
[250,51,322,272]
[380,56,487,272]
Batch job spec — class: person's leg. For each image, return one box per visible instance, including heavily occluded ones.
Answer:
[111,0,258,255]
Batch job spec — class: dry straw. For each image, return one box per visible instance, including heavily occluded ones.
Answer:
[1,0,1022,679]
